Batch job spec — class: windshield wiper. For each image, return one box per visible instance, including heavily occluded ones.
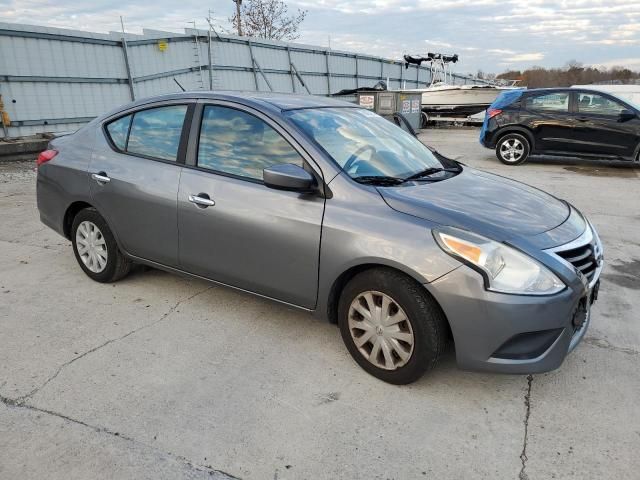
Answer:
[352,175,406,186]
[403,166,461,182]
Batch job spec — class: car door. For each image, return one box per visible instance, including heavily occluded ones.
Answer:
[570,91,640,158]
[521,91,574,152]
[177,102,325,308]
[89,102,193,267]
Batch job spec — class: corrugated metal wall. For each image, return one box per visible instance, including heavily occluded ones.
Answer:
[0,22,487,137]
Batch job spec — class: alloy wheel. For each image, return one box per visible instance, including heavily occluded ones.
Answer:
[500,138,525,162]
[75,220,108,273]
[348,291,415,370]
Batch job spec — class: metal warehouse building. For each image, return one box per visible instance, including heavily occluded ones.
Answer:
[0,22,485,138]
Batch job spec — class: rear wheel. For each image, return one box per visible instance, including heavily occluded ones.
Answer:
[338,268,448,384]
[496,133,530,165]
[71,208,131,283]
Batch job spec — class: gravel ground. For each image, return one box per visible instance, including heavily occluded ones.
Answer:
[1,128,639,479]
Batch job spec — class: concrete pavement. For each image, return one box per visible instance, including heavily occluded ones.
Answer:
[1,129,638,479]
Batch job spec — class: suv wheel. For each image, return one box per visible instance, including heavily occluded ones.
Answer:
[338,268,448,384]
[496,133,530,165]
[71,208,131,283]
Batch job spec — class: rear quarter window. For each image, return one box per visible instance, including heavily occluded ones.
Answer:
[105,114,132,150]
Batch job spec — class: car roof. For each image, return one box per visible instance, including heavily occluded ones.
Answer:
[122,91,357,113]
[522,88,573,94]
[524,87,629,96]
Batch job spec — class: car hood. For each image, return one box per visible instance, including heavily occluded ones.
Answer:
[379,167,581,249]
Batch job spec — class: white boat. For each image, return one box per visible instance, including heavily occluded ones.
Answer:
[404,82,517,116]
[402,53,522,117]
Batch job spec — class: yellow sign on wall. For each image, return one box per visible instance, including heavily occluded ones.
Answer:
[158,40,168,52]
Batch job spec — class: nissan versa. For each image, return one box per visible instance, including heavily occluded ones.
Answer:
[36,92,604,384]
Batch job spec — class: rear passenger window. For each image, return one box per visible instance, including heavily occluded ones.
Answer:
[106,114,131,150]
[525,93,570,113]
[197,105,304,181]
[127,106,188,161]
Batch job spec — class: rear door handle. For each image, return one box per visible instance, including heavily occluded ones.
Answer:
[188,194,215,208]
[91,172,110,184]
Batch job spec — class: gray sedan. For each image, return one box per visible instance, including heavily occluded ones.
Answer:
[36,92,603,384]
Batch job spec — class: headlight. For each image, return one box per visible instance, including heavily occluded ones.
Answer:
[434,229,565,295]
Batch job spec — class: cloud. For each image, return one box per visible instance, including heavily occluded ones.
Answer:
[294,0,502,14]
[0,0,638,74]
[591,57,640,70]
[509,52,545,62]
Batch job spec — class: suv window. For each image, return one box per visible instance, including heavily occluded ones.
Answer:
[197,105,304,181]
[106,114,131,150]
[525,92,570,113]
[577,93,626,116]
[126,105,188,161]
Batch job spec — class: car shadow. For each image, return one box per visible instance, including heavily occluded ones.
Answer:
[527,155,640,177]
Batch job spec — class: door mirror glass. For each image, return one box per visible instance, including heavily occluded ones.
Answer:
[263,163,316,192]
[619,109,637,122]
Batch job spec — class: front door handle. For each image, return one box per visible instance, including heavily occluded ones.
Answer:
[91,172,110,184]
[188,193,215,208]
[575,116,589,122]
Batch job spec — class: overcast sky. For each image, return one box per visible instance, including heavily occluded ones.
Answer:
[2,0,639,74]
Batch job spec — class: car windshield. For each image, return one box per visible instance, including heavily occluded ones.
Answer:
[285,107,447,181]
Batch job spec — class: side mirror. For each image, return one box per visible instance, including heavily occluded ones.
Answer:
[263,163,317,192]
[619,109,637,122]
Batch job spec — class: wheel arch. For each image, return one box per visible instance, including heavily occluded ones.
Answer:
[63,201,94,240]
[325,263,453,341]
[495,126,535,151]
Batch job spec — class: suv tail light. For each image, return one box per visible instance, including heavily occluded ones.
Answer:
[487,108,503,119]
[36,149,58,167]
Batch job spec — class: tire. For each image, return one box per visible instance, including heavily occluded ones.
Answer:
[495,132,530,165]
[338,268,448,385]
[71,208,131,283]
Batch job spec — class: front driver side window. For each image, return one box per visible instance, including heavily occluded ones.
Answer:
[197,105,304,181]
[577,93,626,116]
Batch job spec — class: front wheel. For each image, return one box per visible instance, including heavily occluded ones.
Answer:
[338,268,448,384]
[496,133,530,165]
[71,208,131,283]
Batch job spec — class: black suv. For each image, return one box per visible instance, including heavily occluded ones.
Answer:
[480,88,640,165]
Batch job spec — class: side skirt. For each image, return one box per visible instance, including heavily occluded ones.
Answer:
[125,253,314,314]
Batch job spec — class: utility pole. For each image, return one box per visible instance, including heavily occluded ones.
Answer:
[232,0,243,36]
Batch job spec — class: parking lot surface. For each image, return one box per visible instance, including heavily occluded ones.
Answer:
[1,128,638,479]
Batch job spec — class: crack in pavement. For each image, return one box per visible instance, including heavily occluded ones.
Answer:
[519,374,533,480]
[583,336,639,356]
[0,393,238,479]
[14,285,215,404]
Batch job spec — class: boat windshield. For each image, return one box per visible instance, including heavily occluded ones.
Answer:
[285,107,448,181]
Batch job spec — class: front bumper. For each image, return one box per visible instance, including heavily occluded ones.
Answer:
[425,253,602,374]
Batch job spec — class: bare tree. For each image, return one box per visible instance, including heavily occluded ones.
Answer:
[229,0,307,41]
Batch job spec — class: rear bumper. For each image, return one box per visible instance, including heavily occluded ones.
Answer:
[479,129,498,149]
[426,263,601,374]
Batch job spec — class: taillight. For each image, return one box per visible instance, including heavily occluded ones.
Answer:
[37,149,58,167]
[487,108,503,119]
